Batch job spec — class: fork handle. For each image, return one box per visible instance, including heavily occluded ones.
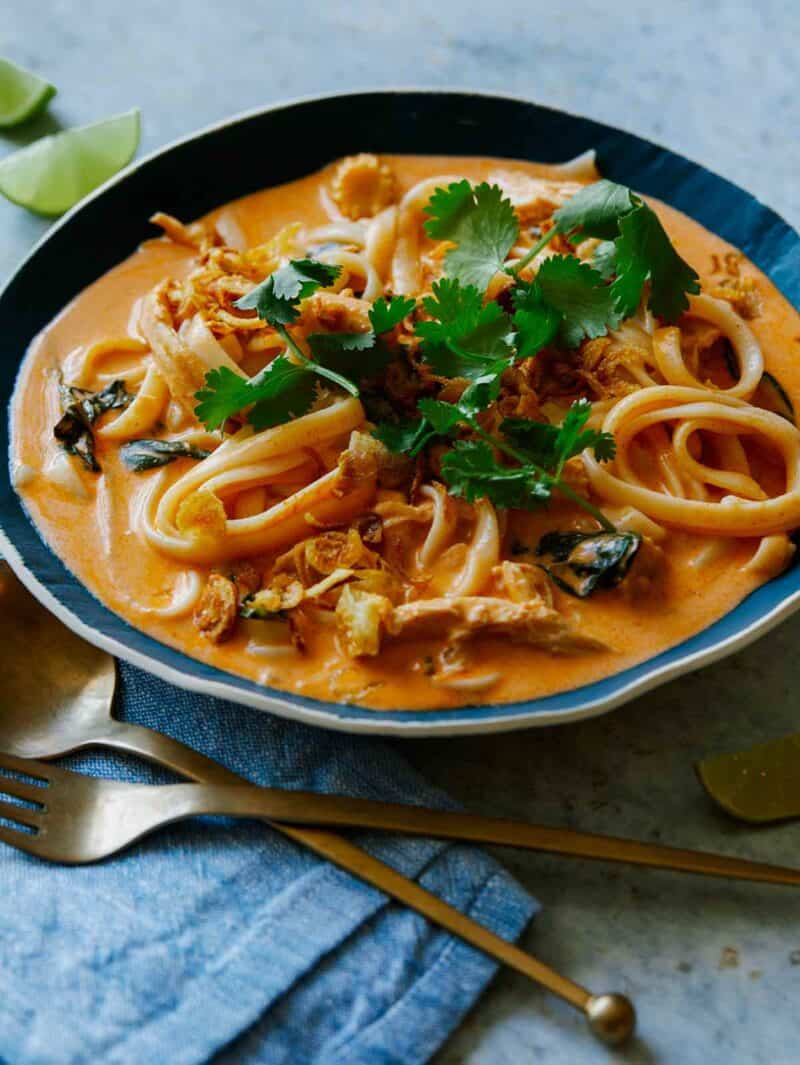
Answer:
[102,724,800,886]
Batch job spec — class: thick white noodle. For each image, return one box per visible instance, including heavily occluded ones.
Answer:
[448,499,500,597]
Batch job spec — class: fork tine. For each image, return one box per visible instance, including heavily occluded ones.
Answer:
[0,822,46,858]
[0,772,48,804]
[0,798,42,830]
[0,751,53,782]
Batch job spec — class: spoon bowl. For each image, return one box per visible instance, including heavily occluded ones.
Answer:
[0,562,116,756]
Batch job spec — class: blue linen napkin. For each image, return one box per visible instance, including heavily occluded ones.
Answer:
[0,661,536,1064]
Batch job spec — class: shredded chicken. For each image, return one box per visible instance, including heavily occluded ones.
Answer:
[578,337,648,399]
[330,154,397,220]
[488,171,586,226]
[151,211,220,251]
[298,291,372,335]
[245,573,306,614]
[496,359,544,421]
[305,528,380,575]
[337,431,413,494]
[494,561,554,607]
[227,561,262,600]
[387,597,606,653]
[273,526,381,587]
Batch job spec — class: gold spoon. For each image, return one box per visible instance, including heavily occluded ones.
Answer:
[0,562,634,1045]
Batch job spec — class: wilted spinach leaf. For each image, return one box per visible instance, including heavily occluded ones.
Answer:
[535,529,641,597]
[54,380,132,472]
[119,439,211,472]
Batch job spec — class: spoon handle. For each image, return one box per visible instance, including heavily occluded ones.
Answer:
[103,719,245,786]
[99,720,633,1041]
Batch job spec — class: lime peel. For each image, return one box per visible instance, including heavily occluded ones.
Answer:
[0,108,140,217]
[0,57,56,128]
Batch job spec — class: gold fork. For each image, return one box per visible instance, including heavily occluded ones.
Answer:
[0,751,635,1044]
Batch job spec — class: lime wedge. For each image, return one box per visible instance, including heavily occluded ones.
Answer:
[0,108,140,217]
[0,58,56,128]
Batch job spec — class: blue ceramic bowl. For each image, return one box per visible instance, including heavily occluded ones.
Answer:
[3,90,799,735]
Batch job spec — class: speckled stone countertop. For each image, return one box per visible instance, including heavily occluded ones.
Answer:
[4,3,800,1062]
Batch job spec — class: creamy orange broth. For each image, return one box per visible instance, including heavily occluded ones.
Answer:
[12,156,800,710]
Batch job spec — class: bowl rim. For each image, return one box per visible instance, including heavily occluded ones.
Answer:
[3,86,800,736]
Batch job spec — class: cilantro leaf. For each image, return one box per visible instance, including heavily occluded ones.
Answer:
[373,398,462,459]
[511,281,562,358]
[503,398,616,474]
[611,203,700,321]
[458,363,510,411]
[592,240,618,280]
[235,259,341,326]
[416,398,464,435]
[369,295,416,334]
[549,397,600,464]
[194,366,254,429]
[535,255,620,348]
[416,278,514,379]
[194,358,316,431]
[424,181,519,290]
[372,416,434,457]
[499,418,563,469]
[552,179,636,240]
[307,331,391,379]
[440,440,551,511]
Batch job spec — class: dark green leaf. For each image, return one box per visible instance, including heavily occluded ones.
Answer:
[424,181,519,290]
[369,295,416,334]
[441,440,551,510]
[234,259,341,326]
[501,417,562,469]
[416,278,514,379]
[372,417,433,457]
[54,379,133,472]
[248,366,318,430]
[307,331,391,378]
[458,362,511,411]
[503,399,616,472]
[423,180,474,237]
[536,255,620,348]
[373,396,464,459]
[416,398,463,435]
[611,203,700,321]
[536,530,641,597]
[120,439,211,472]
[193,366,254,430]
[511,281,562,358]
[553,179,636,240]
[194,358,316,431]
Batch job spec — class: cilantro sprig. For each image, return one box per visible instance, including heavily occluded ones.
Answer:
[195,266,412,430]
[513,178,700,319]
[376,391,616,529]
[195,358,318,431]
[424,176,699,328]
[233,259,357,397]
